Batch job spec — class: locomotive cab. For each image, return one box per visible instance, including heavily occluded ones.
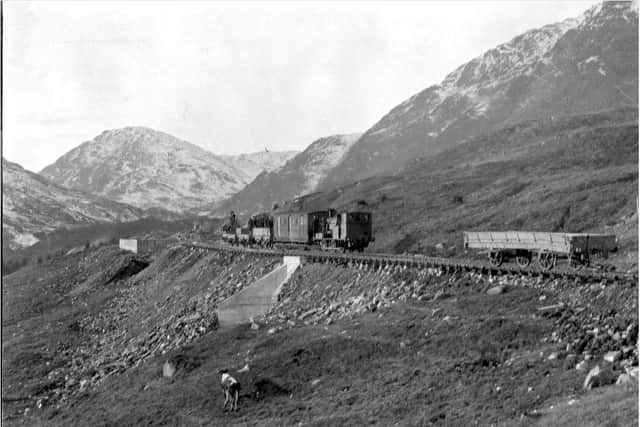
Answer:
[316,210,373,251]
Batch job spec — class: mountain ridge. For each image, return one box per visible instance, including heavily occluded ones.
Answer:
[3,157,145,250]
[40,127,298,212]
[212,133,361,217]
[322,1,638,188]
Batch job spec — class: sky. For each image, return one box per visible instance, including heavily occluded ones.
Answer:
[3,1,597,173]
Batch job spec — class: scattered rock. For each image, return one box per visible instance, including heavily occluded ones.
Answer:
[616,373,634,387]
[298,308,320,320]
[583,365,616,390]
[486,285,506,296]
[575,360,588,371]
[603,351,621,363]
[625,323,638,344]
[626,366,639,378]
[433,290,451,300]
[537,303,565,317]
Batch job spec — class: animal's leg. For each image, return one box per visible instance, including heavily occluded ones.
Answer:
[233,390,239,411]
[223,390,229,411]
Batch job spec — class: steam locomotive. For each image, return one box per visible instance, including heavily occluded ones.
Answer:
[222,208,374,252]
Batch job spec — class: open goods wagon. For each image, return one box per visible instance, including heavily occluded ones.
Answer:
[463,231,617,270]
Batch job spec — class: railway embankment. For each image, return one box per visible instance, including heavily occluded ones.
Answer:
[261,262,638,376]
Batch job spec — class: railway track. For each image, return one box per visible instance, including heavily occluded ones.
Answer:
[184,241,638,285]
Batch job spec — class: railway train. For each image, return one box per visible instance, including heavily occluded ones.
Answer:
[222,208,374,252]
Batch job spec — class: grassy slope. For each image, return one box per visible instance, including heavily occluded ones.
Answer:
[277,108,638,264]
[1,245,279,422]
[3,241,636,426]
[15,276,637,427]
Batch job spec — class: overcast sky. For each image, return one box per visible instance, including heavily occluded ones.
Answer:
[4,1,597,172]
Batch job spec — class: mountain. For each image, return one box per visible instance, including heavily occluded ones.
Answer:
[213,134,361,217]
[275,107,638,257]
[322,1,638,188]
[220,150,300,184]
[40,127,297,212]
[2,157,144,250]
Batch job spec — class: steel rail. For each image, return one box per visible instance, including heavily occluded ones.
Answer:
[183,241,638,285]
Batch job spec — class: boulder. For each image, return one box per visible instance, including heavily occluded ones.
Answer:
[626,366,639,378]
[583,365,616,390]
[299,308,318,320]
[486,285,507,296]
[603,351,621,363]
[433,290,452,300]
[625,323,638,344]
[616,373,635,387]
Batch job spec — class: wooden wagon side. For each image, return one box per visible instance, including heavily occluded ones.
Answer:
[463,231,616,270]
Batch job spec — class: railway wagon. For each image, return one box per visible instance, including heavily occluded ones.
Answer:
[463,231,617,270]
[272,210,328,245]
[273,209,374,251]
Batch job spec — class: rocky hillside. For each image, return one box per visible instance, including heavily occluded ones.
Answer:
[2,158,143,250]
[323,1,638,188]
[213,134,361,217]
[40,127,297,213]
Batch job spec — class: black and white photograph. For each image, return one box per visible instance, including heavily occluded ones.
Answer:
[2,1,638,425]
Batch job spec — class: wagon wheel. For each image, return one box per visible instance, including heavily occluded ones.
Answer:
[538,252,557,271]
[488,251,504,267]
[515,254,531,268]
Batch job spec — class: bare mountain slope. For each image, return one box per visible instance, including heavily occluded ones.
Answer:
[220,150,299,184]
[2,157,143,250]
[40,127,297,212]
[213,133,361,217]
[323,2,638,188]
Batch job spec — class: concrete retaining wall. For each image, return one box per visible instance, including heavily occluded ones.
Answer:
[119,239,138,253]
[118,238,176,254]
[217,256,300,326]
